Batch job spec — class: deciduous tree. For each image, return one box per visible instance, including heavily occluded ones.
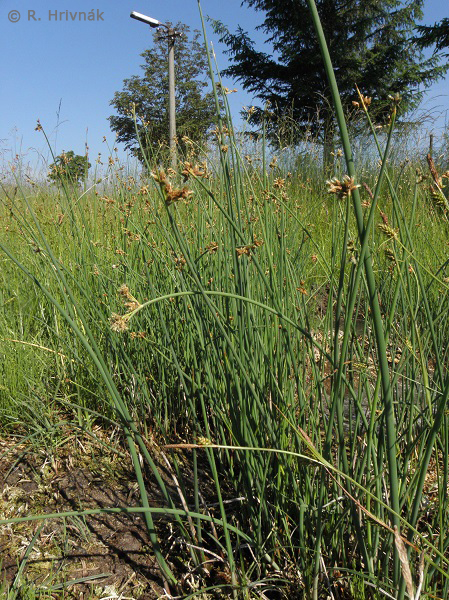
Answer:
[48,151,90,186]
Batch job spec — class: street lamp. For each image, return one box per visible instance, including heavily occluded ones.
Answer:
[130,11,180,169]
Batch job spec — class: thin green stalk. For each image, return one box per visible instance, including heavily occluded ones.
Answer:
[304,0,401,589]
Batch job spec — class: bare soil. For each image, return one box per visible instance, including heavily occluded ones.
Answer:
[0,428,202,599]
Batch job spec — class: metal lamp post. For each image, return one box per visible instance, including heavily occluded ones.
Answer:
[130,11,180,170]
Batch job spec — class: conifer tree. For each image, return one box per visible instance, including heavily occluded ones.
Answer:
[212,0,448,166]
[416,18,449,57]
[109,23,217,162]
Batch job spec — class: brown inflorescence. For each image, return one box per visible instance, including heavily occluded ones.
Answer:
[181,162,209,182]
[326,175,360,199]
[109,313,129,333]
[151,170,193,206]
[235,235,264,258]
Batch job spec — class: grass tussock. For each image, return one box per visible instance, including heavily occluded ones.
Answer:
[1,7,449,600]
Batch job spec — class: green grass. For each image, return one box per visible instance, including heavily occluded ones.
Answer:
[2,126,449,597]
[1,7,449,597]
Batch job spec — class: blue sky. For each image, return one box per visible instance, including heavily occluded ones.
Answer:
[1,0,448,173]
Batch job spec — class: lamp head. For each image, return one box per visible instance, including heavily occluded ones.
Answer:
[130,11,161,28]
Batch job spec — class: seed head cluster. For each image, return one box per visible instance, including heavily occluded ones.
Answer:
[326,175,360,199]
[378,223,398,240]
[426,154,449,212]
[151,170,193,206]
[181,161,209,182]
[236,235,264,258]
[109,313,129,333]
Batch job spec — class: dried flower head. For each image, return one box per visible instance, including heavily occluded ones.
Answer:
[296,280,308,295]
[109,313,129,333]
[360,95,372,109]
[130,331,147,339]
[379,210,389,225]
[118,284,141,311]
[196,436,212,446]
[206,241,219,254]
[326,175,360,199]
[173,254,187,271]
[150,170,193,205]
[253,235,264,248]
[424,154,449,212]
[217,85,237,94]
[273,177,285,189]
[355,85,373,111]
[118,284,131,299]
[236,245,252,258]
[164,186,193,206]
[236,235,264,258]
[151,170,168,185]
[427,153,443,187]
[181,162,208,182]
[429,185,449,210]
[61,152,70,165]
[125,301,140,311]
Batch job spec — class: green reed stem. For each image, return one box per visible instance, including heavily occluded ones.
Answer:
[305,0,402,588]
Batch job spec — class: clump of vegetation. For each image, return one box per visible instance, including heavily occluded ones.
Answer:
[1,2,449,599]
[48,149,91,187]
